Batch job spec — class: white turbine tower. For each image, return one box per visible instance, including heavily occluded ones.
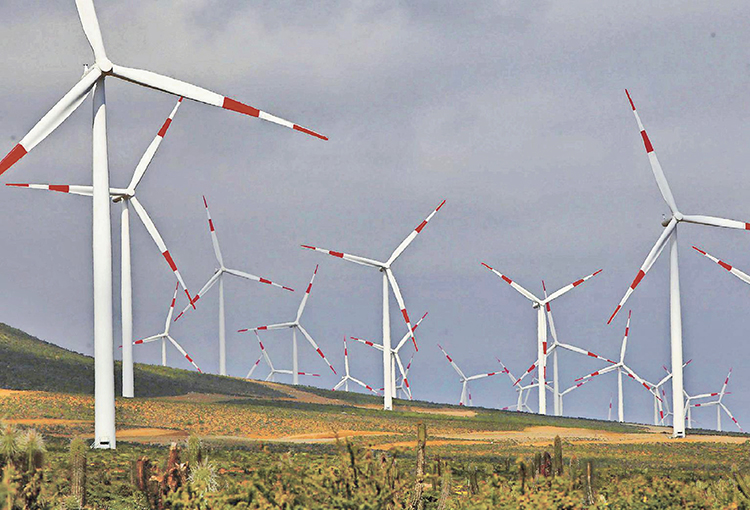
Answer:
[7,97,191,399]
[133,283,201,373]
[608,90,750,438]
[437,344,499,406]
[574,311,660,422]
[333,337,379,394]
[0,1,326,449]
[481,263,602,415]
[238,266,337,381]
[689,368,742,432]
[351,311,428,401]
[302,201,445,410]
[175,196,294,376]
[248,331,321,382]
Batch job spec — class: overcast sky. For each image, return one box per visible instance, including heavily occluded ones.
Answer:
[2,1,750,428]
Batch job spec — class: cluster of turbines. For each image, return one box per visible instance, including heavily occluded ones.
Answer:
[1,1,747,449]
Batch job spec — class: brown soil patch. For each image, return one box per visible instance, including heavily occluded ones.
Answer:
[115,428,189,442]
[374,439,490,450]
[5,418,91,426]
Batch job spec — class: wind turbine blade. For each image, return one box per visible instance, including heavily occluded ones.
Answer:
[0,68,101,176]
[350,336,385,352]
[298,325,337,374]
[349,376,379,395]
[175,271,221,321]
[164,282,180,329]
[201,195,224,266]
[467,372,499,381]
[295,265,318,321]
[692,246,750,286]
[6,183,94,197]
[608,217,677,324]
[128,98,183,190]
[74,0,108,65]
[110,64,326,140]
[574,364,619,383]
[555,342,616,365]
[387,200,446,265]
[385,269,417,351]
[512,362,537,387]
[237,322,296,333]
[394,352,411,396]
[245,355,262,379]
[225,268,294,291]
[394,311,428,352]
[296,371,321,377]
[437,344,466,379]
[621,365,660,399]
[681,215,750,231]
[561,379,590,396]
[254,331,274,371]
[620,310,632,362]
[130,196,193,307]
[495,358,517,384]
[481,263,540,303]
[541,280,560,345]
[134,333,165,345]
[720,403,743,431]
[166,335,201,372]
[301,245,383,268]
[625,89,679,214]
[542,269,603,304]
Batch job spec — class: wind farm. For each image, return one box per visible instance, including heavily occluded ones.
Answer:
[1,1,750,507]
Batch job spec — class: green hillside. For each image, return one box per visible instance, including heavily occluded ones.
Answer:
[0,323,285,399]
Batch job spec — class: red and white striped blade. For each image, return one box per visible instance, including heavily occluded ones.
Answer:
[692,246,750,286]
[619,311,632,362]
[164,282,180,328]
[201,195,224,266]
[350,336,384,352]
[74,0,108,65]
[166,335,201,372]
[110,64,327,140]
[296,265,318,321]
[556,342,617,365]
[130,196,193,308]
[349,376,379,395]
[574,364,619,383]
[512,362,537,387]
[237,321,296,333]
[175,270,221,321]
[297,371,321,377]
[5,183,94,197]
[301,244,383,268]
[682,215,750,231]
[541,280,560,345]
[245,355,262,379]
[481,263,540,304]
[621,364,660,400]
[720,368,733,398]
[467,371,500,381]
[386,200,446,266]
[298,325,337,375]
[0,68,101,176]
[437,343,466,380]
[225,268,294,292]
[543,269,603,304]
[133,333,164,345]
[721,403,743,431]
[625,89,679,214]
[254,331,275,371]
[394,354,410,396]
[608,218,677,324]
[394,311,428,352]
[495,358,517,384]
[385,268,417,351]
[128,98,183,191]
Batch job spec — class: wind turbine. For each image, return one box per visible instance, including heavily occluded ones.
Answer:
[481,263,602,414]
[175,196,294,376]
[351,311,429,400]
[7,97,191,399]
[133,283,201,373]
[333,337,379,394]
[238,266,336,380]
[248,331,321,382]
[302,200,445,410]
[395,353,416,400]
[607,90,750,438]
[689,368,741,432]
[574,311,661,422]
[653,360,693,425]
[0,1,326,449]
[437,344,499,406]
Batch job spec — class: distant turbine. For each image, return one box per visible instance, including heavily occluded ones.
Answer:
[333,337,378,394]
[302,201,445,410]
[481,263,602,415]
[134,283,201,373]
[652,359,692,425]
[238,266,336,380]
[248,331,321,382]
[176,196,293,376]
[0,0,326,449]
[607,90,750,438]
[8,97,191,399]
[437,344,499,406]
[689,368,742,432]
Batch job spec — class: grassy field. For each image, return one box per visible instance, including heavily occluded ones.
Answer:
[2,322,750,508]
